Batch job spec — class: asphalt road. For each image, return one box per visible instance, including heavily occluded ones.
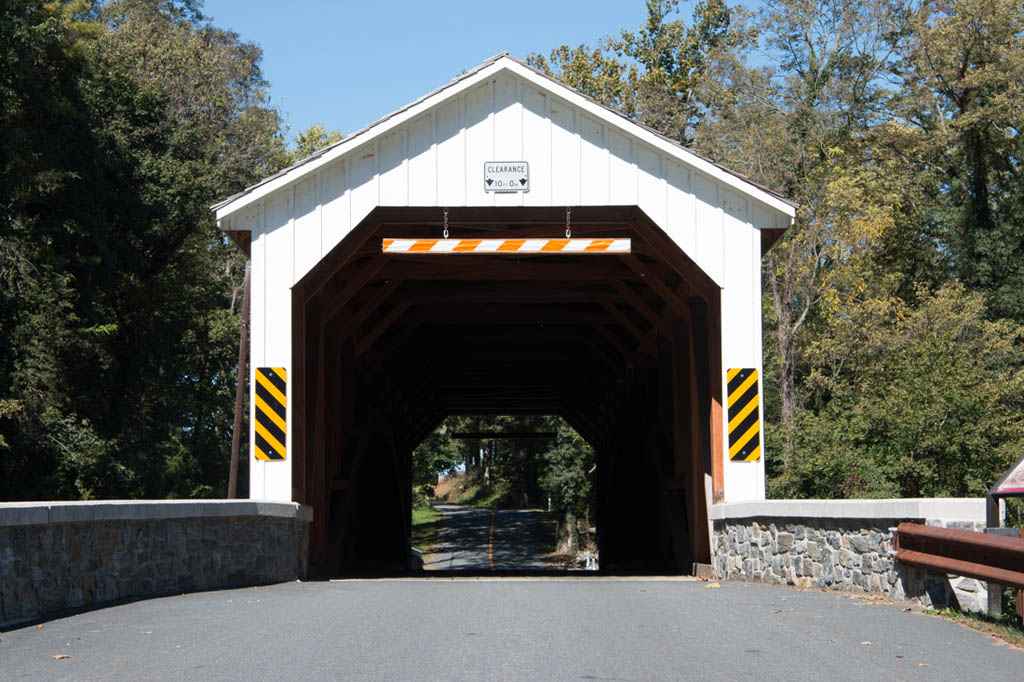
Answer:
[2,579,1020,681]
[423,503,553,571]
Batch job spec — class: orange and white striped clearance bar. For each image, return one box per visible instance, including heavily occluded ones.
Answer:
[382,238,631,255]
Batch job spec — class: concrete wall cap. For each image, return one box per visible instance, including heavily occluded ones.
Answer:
[0,499,314,527]
[709,498,986,523]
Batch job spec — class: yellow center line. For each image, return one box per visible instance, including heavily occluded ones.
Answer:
[488,510,495,571]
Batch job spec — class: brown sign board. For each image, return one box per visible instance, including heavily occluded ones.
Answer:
[991,451,1024,497]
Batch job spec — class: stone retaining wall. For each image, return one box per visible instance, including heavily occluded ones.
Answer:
[0,500,312,626]
[710,499,989,612]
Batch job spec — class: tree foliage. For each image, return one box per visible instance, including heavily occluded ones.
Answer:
[291,124,343,162]
[528,0,740,143]
[534,0,1024,501]
[413,416,594,520]
[0,0,287,500]
[4,0,1024,507]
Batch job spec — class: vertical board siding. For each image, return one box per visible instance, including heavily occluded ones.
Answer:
[407,114,435,206]
[261,192,293,501]
[493,72,524,208]
[293,176,320,279]
[720,186,763,503]
[321,160,349,258]
[693,173,723,285]
[379,129,406,205]
[636,145,665,228]
[234,66,790,503]
[579,114,608,205]
[350,142,379,230]
[258,70,764,291]
[665,160,695,256]
[521,86,551,207]
[464,83,495,206]
[247,206,267,498]
[607,129,636,206]
[549,97,580,205]
[436,97,465,206]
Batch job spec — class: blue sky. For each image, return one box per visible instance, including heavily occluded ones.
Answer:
[201,1,652,146]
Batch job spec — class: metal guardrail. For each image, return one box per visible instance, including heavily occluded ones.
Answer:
[893,522,1024,591]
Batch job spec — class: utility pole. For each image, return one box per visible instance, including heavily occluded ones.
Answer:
[228,263,250,499]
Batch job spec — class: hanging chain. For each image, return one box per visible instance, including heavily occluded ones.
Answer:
[443,207,449,239]
[565,206,572,239]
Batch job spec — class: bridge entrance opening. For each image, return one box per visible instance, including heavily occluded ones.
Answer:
[414,414,590,572]
[290,206,722,576]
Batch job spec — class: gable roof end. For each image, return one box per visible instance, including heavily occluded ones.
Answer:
[212,53,797,222]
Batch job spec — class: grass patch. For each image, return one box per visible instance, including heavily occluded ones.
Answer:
[411,505,442,552]
[924,606,1024,649]
[460,484,506,508]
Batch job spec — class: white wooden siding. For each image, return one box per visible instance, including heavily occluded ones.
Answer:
[227,67,791,503]
[233,72,788,295]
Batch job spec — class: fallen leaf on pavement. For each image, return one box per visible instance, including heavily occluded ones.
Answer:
[919,663,931,667]
[706,582,721,589]
[143,631,153,635]
[52,654,69,660]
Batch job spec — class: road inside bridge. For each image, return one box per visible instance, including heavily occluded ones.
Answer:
[422,503,554,571]
[3,579,1020,681]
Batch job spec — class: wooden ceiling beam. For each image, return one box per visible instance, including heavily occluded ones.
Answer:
[401,306,611,326]
[331,278,404,333]
[596,325,632,361]
[376,222,633,239]
[629,219,719,302]
[320,253,392,320]
[381,260,634,281]
[298,215,384,301]
[385,283,621,305]
[372,205,642,226]
[622,254,692,320]
[600,301,648,345]
[354,301,412,357]
[610,280,672,336]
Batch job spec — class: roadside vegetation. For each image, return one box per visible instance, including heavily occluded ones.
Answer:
[414,416,596,556]
[410,504,442,553]
[925,602,1024,649]
[2,0,1023,513]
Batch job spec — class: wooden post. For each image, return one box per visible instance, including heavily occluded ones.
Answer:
[309,300,327,570]
[228,263,250,499]
[689,296,716,565]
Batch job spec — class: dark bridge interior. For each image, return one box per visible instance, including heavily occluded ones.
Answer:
[286,206,724,576]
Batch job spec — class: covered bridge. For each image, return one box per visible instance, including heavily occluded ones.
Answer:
[213,53,795,576]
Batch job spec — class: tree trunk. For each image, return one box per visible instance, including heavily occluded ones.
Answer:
[560,509,579,555]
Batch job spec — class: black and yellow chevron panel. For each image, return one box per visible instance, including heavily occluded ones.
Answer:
[254,367,287,461]
[727,368,760,462]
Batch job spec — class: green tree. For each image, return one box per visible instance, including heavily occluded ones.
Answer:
[695,0,917,468]
[291,124,343,162]
[773,282,1024,499]
[528,0,739,143]
[893,0,1024,322]
[539,421,595,553]
[0,0,287,500]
